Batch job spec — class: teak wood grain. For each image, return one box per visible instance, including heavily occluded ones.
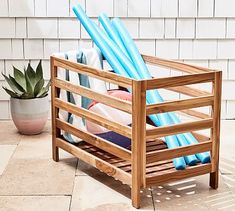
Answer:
[53,56,132,88]
[210,71,222,189]
[131,80,147,208]
[50,54,222,209]
[56,137,132,185]
[55,78,132,113]
[146,118,214,139]
[166,85,211,97]
[54,98,132,138]
[146,95,214,115]
[146,141,212,164]
[146,72,215,90]
[50,57,59,162]
[56,118,131,161]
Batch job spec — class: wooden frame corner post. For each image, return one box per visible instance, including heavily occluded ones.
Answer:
[131,80,147,208]
[50,56,60,162]
[210,71,222,189]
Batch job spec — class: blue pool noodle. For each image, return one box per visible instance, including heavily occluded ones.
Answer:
[73,5,185,169]
[97,14,192,168]
[98,14,129,58]
[95,22,186,169]
[169,113,210,163]
[99,15,197,165]
[112,18,210,163]
[72,5,129,78]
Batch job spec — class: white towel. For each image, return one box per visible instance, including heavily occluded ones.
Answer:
[53,48,107,143]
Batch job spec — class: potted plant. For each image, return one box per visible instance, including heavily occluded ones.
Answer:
[2,61,50,135]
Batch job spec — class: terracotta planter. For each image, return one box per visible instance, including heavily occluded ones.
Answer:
[10,96,49,135]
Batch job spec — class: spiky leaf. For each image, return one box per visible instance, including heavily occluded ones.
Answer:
[34,78,44,96]
[13,66,26,90]
[2,73,24,95]
[2,61,49,99]
[26,63,37,88]
[36,87,47,98]
[24,69,34,95]
[35,60,43,82]
[45,80,51,90]
[9,75,25,92]
[36,80,50,97]
[2,87,19,98]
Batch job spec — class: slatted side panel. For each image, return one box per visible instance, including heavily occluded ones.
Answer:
[51,56,134,163]
[141,61,218,182]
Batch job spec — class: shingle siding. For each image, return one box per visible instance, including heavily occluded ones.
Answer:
[0,0,234,119]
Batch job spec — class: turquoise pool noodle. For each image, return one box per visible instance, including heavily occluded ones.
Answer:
[72,5,129,78]
[112,18,209,164]
[96,15,187,169]
[169,113,210,163]
[97,14,189,168]
[107,17,197,165]
[92,22,140,80]
[73,5,185,169]
[98,13,129,58]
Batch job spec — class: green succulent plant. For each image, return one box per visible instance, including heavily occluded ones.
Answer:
[2,61,51,99]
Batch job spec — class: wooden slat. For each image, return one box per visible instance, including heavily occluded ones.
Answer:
[55,78,132,113]
[146,72,215,90]
[178,109,211,119]
[53,56,132,88]
[146,118,213,139]
[54,98,132,138]
[192,132,210,142]
[146,163,211,186]
[142,54,214,74]
[146,141,212,164]
[146,95,214,115]
[166,86,211,97]
[56,118,131,161]
[131,80,147,208]
[56,137,131,185]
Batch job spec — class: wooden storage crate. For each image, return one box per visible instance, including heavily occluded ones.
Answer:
[50,54,222,209]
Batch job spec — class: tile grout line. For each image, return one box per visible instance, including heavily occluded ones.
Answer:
[68,158,79,211]
[0,194,72,197]
[0,144,18,176]
[151,187,156,211]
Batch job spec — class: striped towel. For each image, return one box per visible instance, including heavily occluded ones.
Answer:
[53,48,107,143]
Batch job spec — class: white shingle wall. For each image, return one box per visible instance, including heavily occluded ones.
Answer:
[0,0,234,119]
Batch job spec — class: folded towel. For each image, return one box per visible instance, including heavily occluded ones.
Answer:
[53,48,107,143]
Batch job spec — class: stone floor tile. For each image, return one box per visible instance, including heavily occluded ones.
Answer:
[0,145,16,175]
[0,121,23,145]
[0,158,76,195]
[152,174,235,210]
[0,196,70,211]
[220,120,235,157]
[0,120,235,210]
[12,132,75,160]
[220,156,235,175]
[222,174,235,191]
[70,176,154,211]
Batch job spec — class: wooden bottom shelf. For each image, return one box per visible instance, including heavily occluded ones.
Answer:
[56,137,212,188]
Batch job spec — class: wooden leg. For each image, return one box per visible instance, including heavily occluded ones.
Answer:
[131,80,146,209]
[131,186,140,209]
[52,126,60,162]
[209,72,221,190]
[51,57,60,162]
[52,144,59,162]
[210,170,219,189]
